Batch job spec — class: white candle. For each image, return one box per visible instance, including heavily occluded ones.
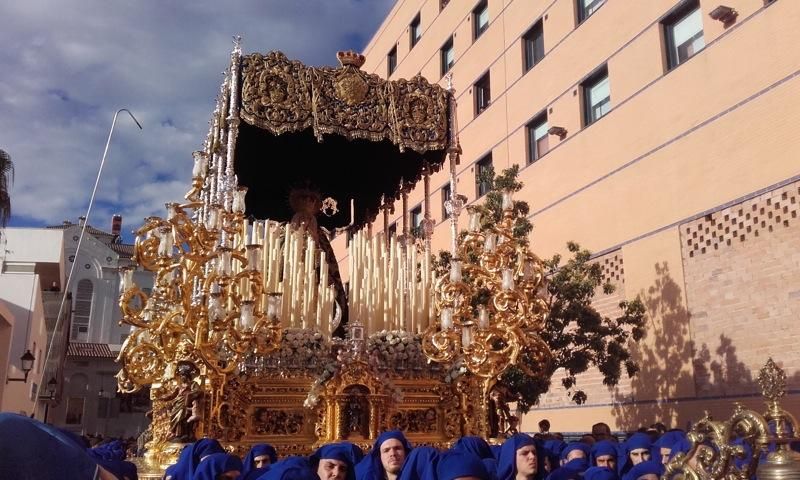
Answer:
[441,308,453,330]
[502,268,515,291]
[502,190,514,211]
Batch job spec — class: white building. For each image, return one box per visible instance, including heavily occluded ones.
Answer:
[45,216,153,438]
[0,227,65,417]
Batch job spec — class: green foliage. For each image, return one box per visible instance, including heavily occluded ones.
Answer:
[472,164,533,242]
[436,166,646,413]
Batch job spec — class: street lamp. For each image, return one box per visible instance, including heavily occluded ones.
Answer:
[6,350,36,383]
[41,377,57,423]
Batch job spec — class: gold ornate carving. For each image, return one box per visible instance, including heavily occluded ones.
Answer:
[336,50,366,68]
[251,408,306,435]
[665,359,800,480]
[388,408,438,433]
[238,51,450,154]
[334,70,369,106]
[240,51,314,135]
[758,357,786,402]
[392,75,449,153]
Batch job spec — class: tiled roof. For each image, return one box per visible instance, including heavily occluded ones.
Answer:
[47,222,114,238]
[108,243,135,258]
[67,342,116,358]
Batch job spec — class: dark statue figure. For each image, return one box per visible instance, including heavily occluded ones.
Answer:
[342,385,370,439]
[158,361,204,443]
[288,185,349,336]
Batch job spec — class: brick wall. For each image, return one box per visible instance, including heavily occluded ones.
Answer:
[681,181,800,397]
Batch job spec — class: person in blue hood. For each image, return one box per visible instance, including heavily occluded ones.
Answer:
[453,437,495,460]
[559,443,590,466]
[619,433,652,477]
[652,431,686,465]
[312,442,361,480]
[545,459,587,480]
[621,459,663,480]
[437,450,490,480]
[590,441,618,470]
[356,431,412,480]
[255,456,318,480]
[191,452,242,480]
[164,438,226,480]
[496,434,544,480]
[242,444,279,477]
[583,466,619,480]
[397,446,439,480]
[88,440,138,480]
[541,440,565,474]
[453,436,497,479]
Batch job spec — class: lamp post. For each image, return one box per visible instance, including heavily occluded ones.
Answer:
[41,377,57,423]
[5,349,36,383]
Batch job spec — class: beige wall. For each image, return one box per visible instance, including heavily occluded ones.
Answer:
[352,0,800,432]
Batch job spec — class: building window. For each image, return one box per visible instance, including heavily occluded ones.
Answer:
[388,222,397,237]
[577,0,606,23]
[582,66,610,126]
[476,153,494,198]
[474,72,491,116]
[410,14,422,48]
[71,278,93,342]
[473,1,490,40]
[440,37,455,76]
[441,183,452,220]
[526,113,549,163]
[663,1,705,70]
[411,205,423,237]
[523,20,544,72]
[65,397,85,425]
[387,46,397,77]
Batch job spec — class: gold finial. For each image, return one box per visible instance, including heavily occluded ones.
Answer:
[757,358,786,402]
[336,50,366,69]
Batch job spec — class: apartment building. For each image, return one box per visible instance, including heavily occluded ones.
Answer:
[338,0,800,431]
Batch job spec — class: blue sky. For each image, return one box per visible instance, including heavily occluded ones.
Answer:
[0,0,394,241]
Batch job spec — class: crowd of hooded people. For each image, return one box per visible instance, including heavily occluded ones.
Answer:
[2,411,708,480]
[150,421,692,480]
[10,412,800,480]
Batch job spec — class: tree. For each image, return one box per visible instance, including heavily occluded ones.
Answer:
[436,165,646,412]
[0,149,13,231]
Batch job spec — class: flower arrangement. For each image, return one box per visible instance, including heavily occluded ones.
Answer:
[366,330,429,372]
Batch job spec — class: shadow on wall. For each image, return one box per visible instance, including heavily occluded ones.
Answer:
[611,261,695,431]
[611,262,800,432]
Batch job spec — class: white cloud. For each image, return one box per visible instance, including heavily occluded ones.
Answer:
[0,0,394,238]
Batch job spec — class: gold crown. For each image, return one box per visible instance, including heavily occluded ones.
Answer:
[337,50,366,69]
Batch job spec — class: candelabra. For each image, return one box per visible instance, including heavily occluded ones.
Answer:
[422,190,552,387]
[116,154,283,392]
[665,358,800,480]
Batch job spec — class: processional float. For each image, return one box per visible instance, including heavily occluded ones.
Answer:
[116,39,553,473]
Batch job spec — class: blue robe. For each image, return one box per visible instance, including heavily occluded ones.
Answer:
[583,466,619,480]
[437,450,490,480]
[397,446,439,480]
[191,453,243,480]
[0,413,100,479]
[164,438,225,480]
